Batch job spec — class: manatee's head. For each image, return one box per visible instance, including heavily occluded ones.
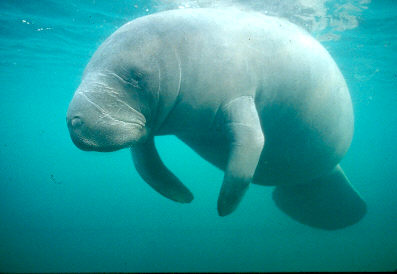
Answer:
[67,68,152,151]
[66,38,160,151]
[66,19,171,152]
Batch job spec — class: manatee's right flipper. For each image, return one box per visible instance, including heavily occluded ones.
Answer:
[273,165,366,230]
[130,138,193,203]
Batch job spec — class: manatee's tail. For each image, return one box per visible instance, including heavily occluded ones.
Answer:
[272,165,366,230]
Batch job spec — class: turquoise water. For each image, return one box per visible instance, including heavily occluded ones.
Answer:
[1,0,396,272]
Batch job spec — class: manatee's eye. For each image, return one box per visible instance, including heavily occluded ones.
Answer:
[132,70,144,81]
[113,67,146,91]
[124,69,149,92]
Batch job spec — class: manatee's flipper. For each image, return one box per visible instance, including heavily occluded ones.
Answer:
[273,165,366,230]
[130,138,193,203]
[218,96,265,216]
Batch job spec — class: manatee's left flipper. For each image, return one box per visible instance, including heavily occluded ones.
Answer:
[217,96,265,216]
[273,165,367,230]
[131,138,193,203]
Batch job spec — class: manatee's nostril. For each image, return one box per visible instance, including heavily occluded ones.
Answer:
[71,116,83,128]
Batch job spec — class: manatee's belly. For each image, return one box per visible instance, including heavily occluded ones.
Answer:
[178,101,352,186]
[253,124,342,186]
[180,136,340,187]
[254,104,353,185]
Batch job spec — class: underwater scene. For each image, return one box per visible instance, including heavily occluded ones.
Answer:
[0,0,396,272]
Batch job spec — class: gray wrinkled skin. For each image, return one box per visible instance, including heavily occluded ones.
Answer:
[67,9,363,226]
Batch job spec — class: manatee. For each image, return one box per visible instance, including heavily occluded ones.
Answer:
[66,8,366,229]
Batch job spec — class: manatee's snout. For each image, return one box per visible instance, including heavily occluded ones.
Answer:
[66,88,148,152]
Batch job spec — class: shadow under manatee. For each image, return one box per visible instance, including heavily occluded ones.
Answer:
[272,165,367,230]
